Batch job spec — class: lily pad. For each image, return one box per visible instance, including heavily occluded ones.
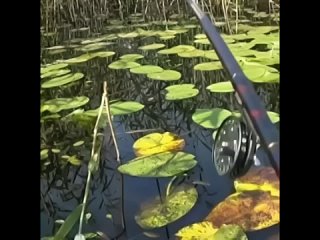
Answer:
[234,167,279,197]
[63,53,95,64]
[175,221,218,239]
[118,151,197,177]
[133,132,185,157]
[130,65,164,74]
[206,81,234,93]
[110,101,145,115]
[41,149,49,160]
[119,53,144,61]
[159,35,176,40]
[165,84,199,100]
[139,43,166,50]
[41,69,71,79]
[195,34,207,39]
[203,50,219,60]
[135,184,198,228]
[90,51,116,58]
[147,70,181,81]
[194,38,211,45]
[118,32,139,38]
[267,111,280,123]
[41,63,69,74]
[214,224,248,240]
[194,62,223,71]
[192,108,232,129]
[78,42,110,52]
[41,73,84,88]
[205,190,279,231]
[108,60,141,70]
[158,45,195,54]
[177,49,205,58]
[41,96,90,113]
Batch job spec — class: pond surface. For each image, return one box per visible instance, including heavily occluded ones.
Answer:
[41,19,279,240]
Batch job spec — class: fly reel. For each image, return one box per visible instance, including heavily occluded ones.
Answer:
[212,116,257,178]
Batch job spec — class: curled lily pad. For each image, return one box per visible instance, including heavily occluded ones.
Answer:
[41,69,71,79]
[41,63,69,74]
[41,73,84,88]
[135,184,198,228]
[118,151,197,177]
[147,70,181,81]
[41,96,90,113]
[194,62,223,71]
[108,60,141,70]
[120,53,144,61]
[130,65,164,75]
[214,224,248,240]
[133,132,185,157]
[177,49,205,58]
[206,81,234,93]
[192,108,232,129]
[175,221,218,239]
[234,167,279,197]
[205,190,279,231]
[139,43,165,50]
[165,84,199,100]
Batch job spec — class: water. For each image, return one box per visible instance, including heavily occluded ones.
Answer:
[41,20,279,240]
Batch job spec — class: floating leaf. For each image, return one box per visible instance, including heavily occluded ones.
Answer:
[192,108,232,129]
[139,43,165,50]
[247,26,279,35]
[176,221,218,240]
[194,38,211,45]
[73,141,84,147]
[90,51,116,58]
[147,70,181,81]
[41,69,71,79]
[79,42,110,52]
[120,53,144,61]
[118,32,139,38]
[165,84,199,100]
[108,60,141,70]
[214,224,248,240]
[53,204,83,240]
[41,73,84,88]
[41,96,90,113]
[41,114,61,121]
[159,35,176,40]
[41,149,49,160]
[194,62,223,71]
[41,63,69,74]
[118,151,197,177]
[158,45,195,54]
[135,184,198,228]
[206,81,234,93]
[110,101,145,115]
[267,111,280,123]
[203,50,219,60]
[195,34,207,39]
[130,65,164,74]
[67,155,82,166]
[133,132,185,156]
[51,149,61,153]
[205,190,279,231]
[63,53,95,64]
[178,49,205,58]
[234,167,279,197]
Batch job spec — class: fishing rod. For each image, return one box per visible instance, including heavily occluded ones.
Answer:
[186,0,279,177]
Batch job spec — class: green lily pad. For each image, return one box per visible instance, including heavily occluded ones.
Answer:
[41,69,71,79]
[138,43,166,51]
[108,60,141,70]
[118,151,197,177]
[247,26,279,35]
[177,49,205,58]
[243,66,279,83]
[120,53,144,61]
[195,34,207,39]
[41,73,84,88]
[147,70,181,81]
[90,51,116,58]
[203,50,219,60]
[110,101,145,115]
[194,62,223,71]
[267,111,280,123]
[41,149,49,160]
[130,65,164,74]
[206,81,234,93]
[158,45,195,54]
[165,84,199,100]
[159,35,176,40]
[46,45,65,50]
[214,224,248,240]
[183,24,198,29]
[41,96,90,113]
[63,53,95,64]
[41,114,61,121]
[194,38,211,45]
[73,141,84,147]
[118,32,139,38]
[41,63,69,74]
[135,184,198,229]
[78,42,110,52]
[192,108,232,129]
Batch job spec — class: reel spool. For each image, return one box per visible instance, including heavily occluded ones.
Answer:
[212,116,257,178]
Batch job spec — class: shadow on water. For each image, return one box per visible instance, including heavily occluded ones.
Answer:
[41,21,279,239]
